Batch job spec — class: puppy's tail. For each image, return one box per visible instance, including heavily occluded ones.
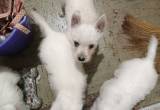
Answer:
[146,35,158,61]
[30,10,52,36]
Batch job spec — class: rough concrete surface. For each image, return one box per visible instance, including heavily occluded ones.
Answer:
[1,0,160,110]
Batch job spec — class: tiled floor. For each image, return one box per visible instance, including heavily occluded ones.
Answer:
[1,0,160,109]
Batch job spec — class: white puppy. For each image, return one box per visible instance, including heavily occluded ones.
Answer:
[62,0,106,63]
[0,67,28,110]
[91,36,158,110]
[31,11,87,110]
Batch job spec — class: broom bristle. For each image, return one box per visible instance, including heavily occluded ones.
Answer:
[122,15,160,49]
[123,15,160,37]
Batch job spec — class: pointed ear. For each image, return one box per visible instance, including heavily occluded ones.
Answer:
[95,14,106,32]
[71,11,81,27]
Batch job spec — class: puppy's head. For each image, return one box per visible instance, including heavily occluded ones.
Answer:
[68,11,106,63]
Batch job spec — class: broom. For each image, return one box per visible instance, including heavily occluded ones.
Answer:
[122,14,160,50]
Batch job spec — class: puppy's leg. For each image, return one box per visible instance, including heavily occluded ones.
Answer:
[50,94,83,110]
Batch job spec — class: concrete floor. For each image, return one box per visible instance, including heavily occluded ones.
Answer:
[1,0,160,109]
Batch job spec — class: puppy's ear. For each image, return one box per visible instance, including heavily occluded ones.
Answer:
[71,11,81,27]
[95,14,106,32]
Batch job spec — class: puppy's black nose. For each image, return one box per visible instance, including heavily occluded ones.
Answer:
[78,56,85,61]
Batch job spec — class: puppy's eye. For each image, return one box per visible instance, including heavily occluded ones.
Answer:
[74,41,79,47]
[89,44,94,49]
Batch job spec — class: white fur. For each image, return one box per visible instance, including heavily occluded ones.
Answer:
[65,0,98,24]
[91,36,158,110]
[0,67,28,110]
[31,11,87,110]
[63,0,106,63]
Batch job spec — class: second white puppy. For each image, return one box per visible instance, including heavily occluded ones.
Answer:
[91,36,158,110]
[31,11,87,110]
[0,67,28,110]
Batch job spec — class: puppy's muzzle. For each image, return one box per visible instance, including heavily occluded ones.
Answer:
[78,56,85,62]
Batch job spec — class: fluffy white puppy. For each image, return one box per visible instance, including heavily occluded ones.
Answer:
[91,36,158,110]
[31,11,87,110]
[0,67,28,110]
[62,0,106,63]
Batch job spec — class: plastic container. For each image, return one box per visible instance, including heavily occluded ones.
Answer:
[0,16,32,55]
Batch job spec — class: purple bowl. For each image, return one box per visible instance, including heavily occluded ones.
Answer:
[0,16,32,56]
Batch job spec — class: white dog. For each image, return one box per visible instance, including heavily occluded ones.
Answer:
[31,11,87,110]
[91,36,158,110]
[0,67,28,110]
[62,0,106,63]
